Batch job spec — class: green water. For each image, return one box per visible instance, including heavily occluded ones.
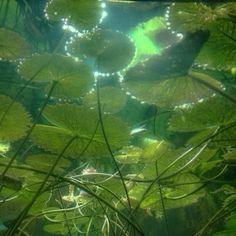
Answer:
[0,1,236,235]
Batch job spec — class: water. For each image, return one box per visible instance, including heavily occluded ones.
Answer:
[0,0,236,235]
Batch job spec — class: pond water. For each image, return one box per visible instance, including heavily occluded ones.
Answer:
[0,1,236,235]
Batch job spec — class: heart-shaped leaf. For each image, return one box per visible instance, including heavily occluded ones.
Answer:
[18,54,94,98]
[31,104,129,157]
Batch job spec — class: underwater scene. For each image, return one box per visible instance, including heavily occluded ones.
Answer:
[0,0,236,235]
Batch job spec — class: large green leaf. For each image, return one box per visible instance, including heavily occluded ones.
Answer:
[45,0,103,30]
[83,86,127,114]
[196,21,236,70]
[167,3,223,33]
[0,0,24,30]
[164,173,203,197]
[0,95,31,142]
[0,28,30,60]
[141,141,216,179]
[25,154,71,173]
[18,54,94,98]
[31,104,129,157]
[213,214,236,236]
[67,29,135,73]
[123,66,223,108]
[188,125,236,148]
[169,96,236,132]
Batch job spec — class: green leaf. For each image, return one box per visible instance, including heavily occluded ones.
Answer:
[0,0,24,30]
[45,0,103,30]
[141,141,216,179]
[196,21,236,70]
[187,124,236,148]
[167,3,218,33]
[68,29,135,73]
[0,95,32,142]
[18,54,94,98]
[213,214,236,236]
[83,86,127,114]
[123,66,223,108]
[114,145,143,164]
[223,149,236,163]
[25,154,71,173]
[169,96,236,132]
[163,173,204,202]
[0,28,30,60]
[31,104,129,157]
[128,183,160,209]
[44,223,69,235]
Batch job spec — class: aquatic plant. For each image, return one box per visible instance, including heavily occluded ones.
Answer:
[0,1,236,236]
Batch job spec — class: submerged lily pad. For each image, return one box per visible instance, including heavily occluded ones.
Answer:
[0,0,24,30]
[0,95,31,142]
[83,86,127,113]
[67,29,135,73]
[196,22,236,70]
[167,3,216,33]
[0,28,30,60]
[25,154,71,173]
[31,104,129,157]
[45,0,103,30]
[169,96,236,132]
[123,64,223,108]
[18,54,94,98]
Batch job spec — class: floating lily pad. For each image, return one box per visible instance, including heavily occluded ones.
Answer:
[0,0,24,30]
[188,125,236,148]
[45,0,103,30]
[67,29,135,73]
[83,86,127,113]
[169,96,236,132]
[18,54,94,98]
[123,64,223,108]
[31,104,129,157]
[25,154,71,173]
[0,95,31,142]
[167,3,215,33]
[0,28,30,60]
[114,145,143,164]
[195,22,236,70]
[164,173,203,199]
[141,141,216,179]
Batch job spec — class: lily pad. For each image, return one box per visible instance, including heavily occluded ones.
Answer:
[167,3,216,33]
[45,0,103,30]
[0,28,30,60]
[188,125,236,148]
[169,96,236,132]
[0,95,31,142]
[123,65,223,108]
[196,21,236,70]
[25,154,71,173]
[83,86,127,113]
[0,0,24,30]
[31,104,129,157]
[67,29,135,73]
[18,54,94,98]
[114,145,143,164]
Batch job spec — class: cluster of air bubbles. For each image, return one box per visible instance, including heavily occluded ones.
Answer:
[48,96,82,104]
[100,2,108,24]
[62,18,78,33]
[164,3,184,42]
[174,103,193,109]
[118,72,147,104]
[44,0,107,35]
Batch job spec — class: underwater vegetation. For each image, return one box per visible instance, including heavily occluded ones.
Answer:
[0,0,236,235]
